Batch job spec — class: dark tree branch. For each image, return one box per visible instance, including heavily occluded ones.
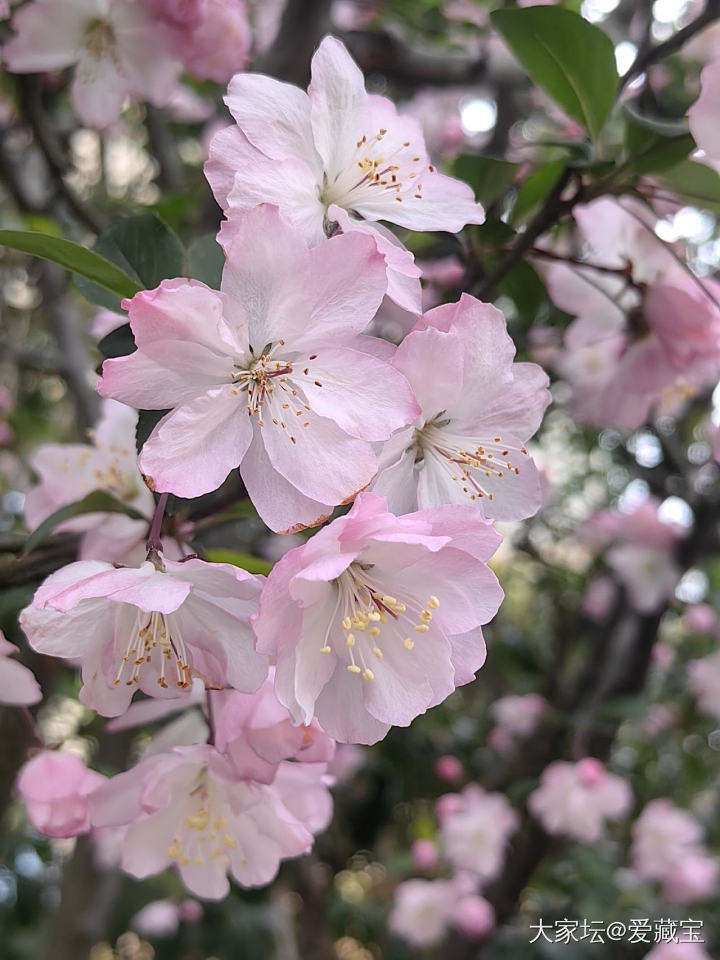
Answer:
[341,29,487,87]
[253,0,333,83]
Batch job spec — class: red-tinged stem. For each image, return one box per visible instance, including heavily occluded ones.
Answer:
[146,493,169,556]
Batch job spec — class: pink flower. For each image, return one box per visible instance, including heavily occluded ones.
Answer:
[490,693,547,739]
[631,798,718,903]
[20,554,266,717]
[410,838,439,871]
[528,758,632,843]
[253,493,503,744]
[99,206,418,534]
[148,0,252,83]
[451,894,495,938]
[132,899,183,938]
[606,544,680,614]
[3,0,181,128]
[0,630,41,706]
[438,784,518,881]
[211,674,335,785]
[90,743,332,899]
[24,400,157,564]
[581,576,617,621]
[205,36,484,312]
[434,754,464,783]
[689,61,720,161]
[389,879,457,947]
[687,650,720,721]
[370,295,550,520]
[684,603,717,635]
[645,945,712,960]
[17,751,105,838]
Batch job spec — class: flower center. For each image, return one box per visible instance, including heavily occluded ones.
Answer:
[113,609,192,690]
[83,18,116,59]
[320,127,434,212]
[323,563,440,680]
[229,342,323,442]
[167,774,245,869]
[416,416,528,504]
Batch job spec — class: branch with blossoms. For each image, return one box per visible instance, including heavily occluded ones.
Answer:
[2,1,720,959]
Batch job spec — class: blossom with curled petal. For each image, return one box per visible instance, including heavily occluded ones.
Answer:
[253,492,503,745]
[370,294,550,520]
[89,743,332,899]
[99,205,418,533]
[3,0,181,128]
[205,35,484,312]
[19,554,266,717]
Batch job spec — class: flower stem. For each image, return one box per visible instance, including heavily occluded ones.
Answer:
[146,493,169,557]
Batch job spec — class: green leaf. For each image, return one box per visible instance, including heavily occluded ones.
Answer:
[453,155,519,209]
[491,6,617,143]
[511,160,567,224]
[22,491,146,557]
[0,230,141,300]
[75,213,186,310]
[623,133,695,177]
[203,548,272,576]
[188,233,224,289]
[659,159,720,214]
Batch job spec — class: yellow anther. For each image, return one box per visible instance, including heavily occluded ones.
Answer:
[382,595,397,606]
[362,669,375,681]
[347,664,362,674]
[168,846,182,858]
[421,610,432,622]
[428,596,440,609]
[186,811,210,831]
[368,611,381,622]
[414,624,429,633]
[372,647,383,659]
[368,626,380,637]
[222,834,237,849]
[342,617,352,630]
[346,634,356,648]
[319,645,332,654]
[404,638,414,650]
[194,856,204,866]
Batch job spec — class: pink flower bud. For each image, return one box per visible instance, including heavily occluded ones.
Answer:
[17,752,104,838]
[434,755,464,783]
[411,838,439,872]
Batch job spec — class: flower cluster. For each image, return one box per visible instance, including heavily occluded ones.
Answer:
[12,35,550,900]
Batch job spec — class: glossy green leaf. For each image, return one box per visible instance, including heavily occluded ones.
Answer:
[0,230,141,300]
[453,155,519,209]
[22,491,146,557]
[188,233,224,289]
[491,7,617,143]
[659,159,720,214]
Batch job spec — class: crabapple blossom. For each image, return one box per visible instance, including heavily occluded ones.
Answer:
[205,36,484,312]
[99,205,418,533]
[24,400,162,564]
[689,61,720,161]
[410,838,439,871]
[490,693,547,739]
[644,944,712,960]
[606,543,681,614]
[438,784,518,881]
[631,799,719,903]
[370,295,550,519]
[687,650,720,721]
[434,754,464,783]
[253,493,503,744]
[451,894,495,938]
[684,603,717,635]
[131,899,184,938]
[19,554,266,716]
[389,879,458,947]
[3,0,181,128]
[89,744,332,899]
[528,758,632,843]
[0,630,41,706]
[17,751,105,838]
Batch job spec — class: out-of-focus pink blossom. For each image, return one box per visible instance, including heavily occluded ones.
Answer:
[24,400,160,564]
[20,554,266,717]
[451,894,495,938]
[141,0,204,28]
[389,879,457,947]
[487,726,513,754]
[18,751,105,838]
[370,295,550,521]
[411,838,439,871]
[606,544,680,615]
[0,630,41,706]
[205,36,484,312]
[687,650,720,721]
[434,755,464,783]
[438,784,518,881]
[91,308,126,340]
[253,493,503,744]
[100,206,418,533]
[631,798,719,903]
[327,744,365,783]
[90,744,332,899]
[490,693,547,739]
[652,643,675,672]
[689,60,720,161]
[642,704,677,738]
[644,941,712,960]
[3,0,181,128]
[582,576,618,621]
[158,0,252,83]
[528,758,632,842]
[685,603,717,635]
[132,899,183,938]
